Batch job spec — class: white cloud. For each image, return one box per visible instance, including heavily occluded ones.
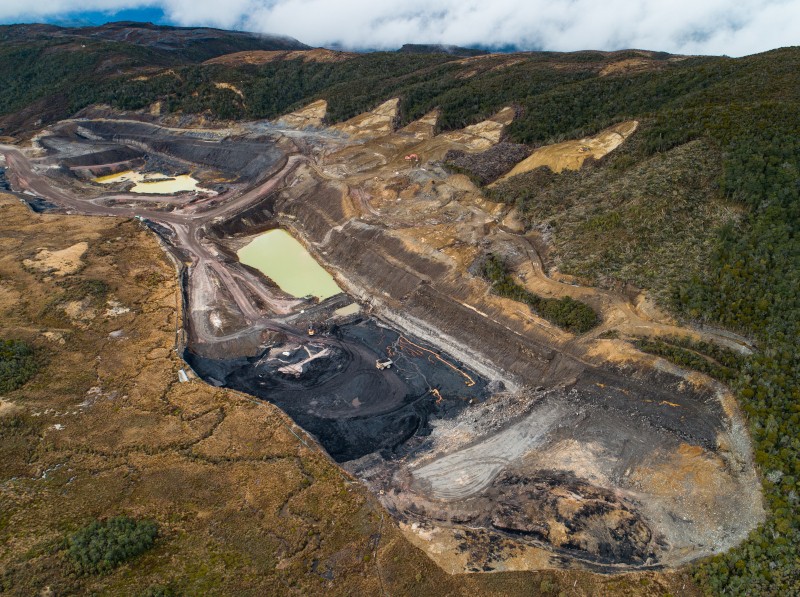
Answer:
[1,0,798,57]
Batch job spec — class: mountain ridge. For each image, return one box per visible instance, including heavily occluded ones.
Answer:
[0,21,309,62]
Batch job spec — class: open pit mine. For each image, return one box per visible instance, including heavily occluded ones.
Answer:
[0,99,763,574]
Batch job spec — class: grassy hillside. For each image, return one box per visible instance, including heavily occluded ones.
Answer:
[0,22,308,131]
[0,29,799,594]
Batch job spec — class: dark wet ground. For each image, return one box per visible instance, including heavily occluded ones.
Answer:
[23,197,59,212]
[0,167,54,211]
[0,167,10,191]
[187,319,488,462]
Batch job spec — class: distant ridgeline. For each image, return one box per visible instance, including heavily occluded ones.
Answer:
[0,22,799,594]
[396,43,489,57]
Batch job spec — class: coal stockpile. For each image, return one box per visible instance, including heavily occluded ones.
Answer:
[60,146,144,168]
[186,319,488,462]
[23,197,59,213]
[3,167,59,212]
[0,167,11,191]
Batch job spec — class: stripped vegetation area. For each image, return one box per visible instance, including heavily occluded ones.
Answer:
[478,253,598,333]
[443,142,531,185]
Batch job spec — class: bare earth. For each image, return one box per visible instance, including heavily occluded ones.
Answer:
[22,241,88,276]
[496,121,639,180]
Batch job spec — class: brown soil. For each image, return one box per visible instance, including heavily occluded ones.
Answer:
[330,98,401,139]
[204,48,356,66]
[276,99,328,128]
[599,58,660,77]
[440,107,517,150]
[22,241,88,276]
[496,121,639,180]
[213,82,245,99]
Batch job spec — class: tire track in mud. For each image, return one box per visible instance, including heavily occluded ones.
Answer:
[410,404,563,501]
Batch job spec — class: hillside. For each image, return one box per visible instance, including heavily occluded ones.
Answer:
[0,23,798,595]
[0,21,308,61]
[397,43,489,57]
[0,21,308,132]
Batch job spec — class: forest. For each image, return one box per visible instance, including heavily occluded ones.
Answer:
[66,516,159,574]
[0,339,38,393]
[478,253,598,333]
[632,336,744,382]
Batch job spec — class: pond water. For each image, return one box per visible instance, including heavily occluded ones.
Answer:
[334,303,361,317]
[237,229,342,300]
[95,170,204,194]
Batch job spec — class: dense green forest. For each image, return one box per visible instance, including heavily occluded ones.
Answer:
[478,253,598,333]
[0,26,798,593]
[632,336,745,382]
[66,516,159,574]
[0,339,38,393]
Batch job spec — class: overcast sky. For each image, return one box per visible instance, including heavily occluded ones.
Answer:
[0,0,798,56]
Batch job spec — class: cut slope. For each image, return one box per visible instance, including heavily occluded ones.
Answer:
[497,121,638,181]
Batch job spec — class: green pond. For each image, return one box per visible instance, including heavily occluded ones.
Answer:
[96,170,203,194]
[237,229,342,300]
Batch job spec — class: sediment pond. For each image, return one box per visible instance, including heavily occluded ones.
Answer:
[237,228,342,300]
[96,170,203,194]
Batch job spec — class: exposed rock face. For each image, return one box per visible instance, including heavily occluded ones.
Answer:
[496,120,639,180]
[488,471,657,565]
[275,99,328,129]
[330,98,401,139]
[440,106,517,150]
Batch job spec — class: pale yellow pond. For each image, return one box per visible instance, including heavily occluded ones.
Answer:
[237,229,342,300]
[96,170,203,194]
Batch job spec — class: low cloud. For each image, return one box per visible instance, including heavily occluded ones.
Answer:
[2,0,798,57]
